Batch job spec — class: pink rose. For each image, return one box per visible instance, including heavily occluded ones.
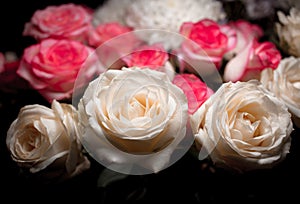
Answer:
[88,22,134,47]
[89,22,142,69]
[122,43,175,80]
[172,73,214,114]
[177,19,236,73]
[224,39,282,82]
[122,44,169,69]
[224,20,263,59]
[23,3,93,43]
[17,39,98,102]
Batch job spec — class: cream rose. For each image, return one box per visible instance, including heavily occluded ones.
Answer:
[261,56,300,127]
[190,80,293,172]
[78,67,189,175]
[6,100,90,180]
[276,8,300,57]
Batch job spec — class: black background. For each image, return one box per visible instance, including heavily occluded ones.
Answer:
[1,1,299,203]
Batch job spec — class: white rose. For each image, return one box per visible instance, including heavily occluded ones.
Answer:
[190,80,293,172]
[78,67,189,175]
[261,56,300,126]
[276,8,300,57]
[6,100,90,180]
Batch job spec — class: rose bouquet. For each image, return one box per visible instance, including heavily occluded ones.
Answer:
[1,0,300,203]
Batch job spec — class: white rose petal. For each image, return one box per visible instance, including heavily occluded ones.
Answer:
[6,100,90,180]
[78,67,189,175]
[276,8,300,57]
[190,80,293,172]
[261,56,300,126]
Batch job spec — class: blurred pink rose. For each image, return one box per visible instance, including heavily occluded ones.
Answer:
[224,39,281,82]
[17,39,97,102]
[88,22,134,47]
[177,19,236,72]
[0,52,29,92]
[122,44,175,80]
[0,52,4,72]
[224,19,263,59]
[89,22,142,69]
[23,3,93,43]
[122,44,169,69]
[172,73,214,114]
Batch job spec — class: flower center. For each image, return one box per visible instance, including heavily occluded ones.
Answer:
[232,112,261,140]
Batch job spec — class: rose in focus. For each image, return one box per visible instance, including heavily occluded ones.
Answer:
[190,80,293,172]
[78,67,189,174]
[6,100,90,180]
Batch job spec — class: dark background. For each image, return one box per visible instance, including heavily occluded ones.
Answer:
[1,1,299,203]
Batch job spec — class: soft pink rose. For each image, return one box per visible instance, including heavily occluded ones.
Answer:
[122,44,169,69]
[17,39,98,102]
[88,22,134,47]
[122,44,175,80]
[224,19,263,59]
[177,19,236,72]
[23,3,93,43]
[172,73,214,114]
[89,22,142,69]
[224,39,282,82]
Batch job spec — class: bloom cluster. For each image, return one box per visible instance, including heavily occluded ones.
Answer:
[2,0,300,180]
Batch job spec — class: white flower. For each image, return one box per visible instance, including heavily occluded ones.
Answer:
[92,0,133,26]
[261,56,300,126]
[276,7,300,57]
[78,67,189,175]
[190,80,293,172]
[93,0,226,50]
[6,100,90,180]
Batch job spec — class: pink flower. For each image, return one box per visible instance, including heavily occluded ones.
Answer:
[224,39,282,82]
[172,73,214,114]
[17,39,98,102]
[89,22,142,69]
[122,43,175,80]
[224,19,263,60]
[122,44,169,69]
[23,3,93,43]
[88,22,134,47]
[177,19,236,72]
